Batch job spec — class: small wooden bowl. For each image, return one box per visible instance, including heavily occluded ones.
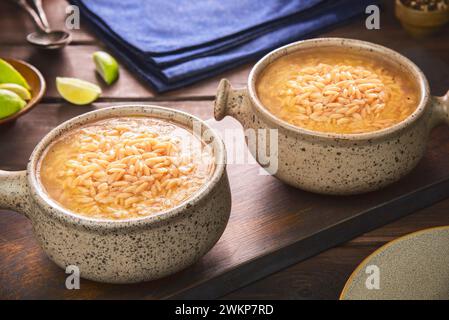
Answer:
[395,0,449,37]
[0,58,46,125]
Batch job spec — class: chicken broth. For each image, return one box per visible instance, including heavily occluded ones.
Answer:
[256,50,420,134]
[38,117,214,220]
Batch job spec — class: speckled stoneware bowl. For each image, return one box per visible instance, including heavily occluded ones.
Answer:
[340,226,449,300]
[215,38,449,195]
[0,105,231,283]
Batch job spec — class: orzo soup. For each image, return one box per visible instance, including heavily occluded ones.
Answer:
[256,49,420,134]
[39,117,214,220]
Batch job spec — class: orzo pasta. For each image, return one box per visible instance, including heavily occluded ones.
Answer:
[39,117,214,220]
[256,50,420,134]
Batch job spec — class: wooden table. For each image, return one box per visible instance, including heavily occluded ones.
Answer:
[1,0,449,300]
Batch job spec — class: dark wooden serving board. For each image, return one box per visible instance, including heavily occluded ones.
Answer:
[1,101,449,299]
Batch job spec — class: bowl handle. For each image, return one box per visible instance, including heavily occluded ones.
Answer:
[0,170,31,218]
[430,90,449,128]
[214,79,251,125]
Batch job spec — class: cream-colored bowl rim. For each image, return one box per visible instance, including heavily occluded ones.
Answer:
[27,105,226,231]
[248,38,430,141]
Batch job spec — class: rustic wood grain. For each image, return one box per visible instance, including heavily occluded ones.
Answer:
[0,45,251,100]
[0,0,95,44]
[223,198,449,300]
[224,245,379,300]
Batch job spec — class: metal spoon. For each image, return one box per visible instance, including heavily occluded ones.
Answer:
[15,0,72,49]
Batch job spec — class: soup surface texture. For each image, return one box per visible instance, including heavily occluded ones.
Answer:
[39,117,214,220]
[256,50,420,134]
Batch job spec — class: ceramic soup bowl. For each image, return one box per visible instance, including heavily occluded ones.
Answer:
[0,105,231,283]
[215,38,449,195]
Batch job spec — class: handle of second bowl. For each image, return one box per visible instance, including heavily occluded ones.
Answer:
[0,170,32,218]
[214,79,252,125]
[431,90,449,128]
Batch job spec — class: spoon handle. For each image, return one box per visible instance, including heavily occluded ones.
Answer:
[31,0,50,31]
[14,0,50,33]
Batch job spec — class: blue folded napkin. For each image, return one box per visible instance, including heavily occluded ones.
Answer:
[69,0,377,92]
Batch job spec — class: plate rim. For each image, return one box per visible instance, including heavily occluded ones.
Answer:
[339,225,449,300]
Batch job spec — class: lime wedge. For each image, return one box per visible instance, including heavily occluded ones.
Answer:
[56,77,102,105]
[0,89,26,119]
[93,51,119,85]
[0,83,31,100]
[0,59,31,90]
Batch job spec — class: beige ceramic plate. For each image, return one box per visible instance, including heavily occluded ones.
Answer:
[0,58,46,125]
[340,226,449,300]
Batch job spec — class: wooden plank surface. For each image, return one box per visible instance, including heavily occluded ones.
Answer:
[1,0,449,300]
[223,198,449,300]
[0,0,94,44]
[0,45,251,100]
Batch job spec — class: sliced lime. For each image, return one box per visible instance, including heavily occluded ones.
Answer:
[0,83,31,100]
[0,89,26,119]
[56,77,102,105]
[0,59,31,90]
[93,51,119,85]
